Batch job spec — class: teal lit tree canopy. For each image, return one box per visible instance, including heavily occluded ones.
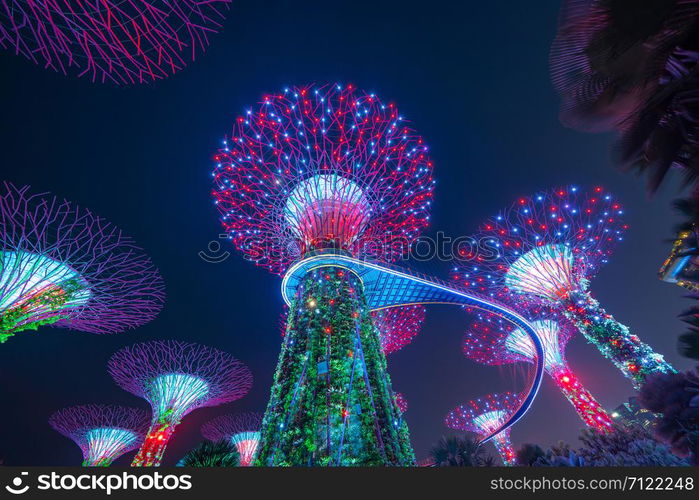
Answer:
[201,412,263,466]
[49,404,149,466]
[0,182,165,344]
[108,340,253,467]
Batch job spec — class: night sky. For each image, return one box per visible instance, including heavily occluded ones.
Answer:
[0,0,693,466]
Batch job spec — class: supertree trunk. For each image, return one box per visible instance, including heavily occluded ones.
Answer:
[256,267,415,466]
[565,291,676,388]
[548,365,613,430]
[492,433,516,466]
[131,419,177,467]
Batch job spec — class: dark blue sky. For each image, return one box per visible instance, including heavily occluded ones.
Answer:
[0,0,693,465]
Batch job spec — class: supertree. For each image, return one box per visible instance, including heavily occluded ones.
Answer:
[445,392,520,466]
[0,1,231,85]
[0,182,165,344]
[463,307,613,430]
[453,185,675,388]
[49,404,149,466]
[108,340,253,467]
[211,83,434,466]
[372,305,427,355]
[201,412,263,466]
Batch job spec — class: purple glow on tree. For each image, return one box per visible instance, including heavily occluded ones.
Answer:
[201,412,263,466]
[445,392,519,466]
[0,1,231,84]
[452,185,674,387]
[108,340,253,467]
[49,404,149,466]
[372,305,426,355]
[212,83,435,274]
[0,182,164,344]
[394,393,408,414]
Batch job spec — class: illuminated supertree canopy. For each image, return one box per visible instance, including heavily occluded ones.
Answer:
[211,84,432,466]
[0,182,165,344]
[108,340,253,467]
[453,185,675,387]
[49,404,149,466]
[212,82,435,275]
[0,1,231,84]
[371,305,426,355]
[463,307,613,431]
[201,412,263,466]
[445,392,519,466]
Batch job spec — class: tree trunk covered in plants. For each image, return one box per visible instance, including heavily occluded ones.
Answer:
[256,267,415,466]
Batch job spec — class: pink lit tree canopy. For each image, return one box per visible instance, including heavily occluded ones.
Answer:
[394,392,408,414]
[463,307,613,430]
[108,340,253,467]
[445,392,520,466]
[452,185,674,387]
[49,404,149,466]
[201,412,263,466]
[0,1,231,84]
[372,305,426,355]
[0,182,165,343]
[211,83,435,274]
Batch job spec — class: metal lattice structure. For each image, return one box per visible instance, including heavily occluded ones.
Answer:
[49,404,149,466]
[445,392,519,466]
[0,182,165,343]
[108,340,253,466]
[212,83,435,275]
[452,185,626,301]
[371,305,426,355]
[201,412,263,466]
[0,1,231,84]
